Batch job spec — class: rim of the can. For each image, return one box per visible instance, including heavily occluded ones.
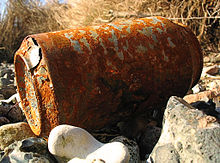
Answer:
[14,54,41,136]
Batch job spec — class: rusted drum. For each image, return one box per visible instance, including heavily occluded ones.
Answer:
[14,17,203,136]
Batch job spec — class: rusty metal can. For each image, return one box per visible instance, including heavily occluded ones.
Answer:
[14,17,203,136]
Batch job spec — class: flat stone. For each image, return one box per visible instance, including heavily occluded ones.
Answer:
[0,122,36,150]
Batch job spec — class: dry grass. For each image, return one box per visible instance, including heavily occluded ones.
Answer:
[0,0,64,61]
[0,0,219,62]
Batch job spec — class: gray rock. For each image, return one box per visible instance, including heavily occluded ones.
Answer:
[110,136,140,163]
[148,96,220,163]
[151,143,179,163]
[0,93,25,125]
[6,104,23,122]
[0,137,57,163]
[0,103,24,123]
[0,63,16,99]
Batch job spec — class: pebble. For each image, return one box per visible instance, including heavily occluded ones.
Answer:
[206,65,220,76]
[0,63,16,99]
[0,137,57,163]
[0,122,36,150]
[48,124,130,163]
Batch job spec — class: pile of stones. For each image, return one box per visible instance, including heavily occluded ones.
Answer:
[0,62,219,163]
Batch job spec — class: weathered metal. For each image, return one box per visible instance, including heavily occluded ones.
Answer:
[14,17,203,137]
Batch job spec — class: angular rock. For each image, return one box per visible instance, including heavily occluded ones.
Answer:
[148,96,220,163]
[0,137,57,163]
[183,90,215,103]
[0,122,36,150]
[48,125,130,163]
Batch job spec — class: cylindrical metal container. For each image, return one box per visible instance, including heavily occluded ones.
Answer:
[14,17,203,136]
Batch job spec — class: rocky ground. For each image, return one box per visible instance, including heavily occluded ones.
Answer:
[0,52,219,162]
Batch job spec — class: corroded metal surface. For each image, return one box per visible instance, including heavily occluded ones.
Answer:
[14,17,203,136]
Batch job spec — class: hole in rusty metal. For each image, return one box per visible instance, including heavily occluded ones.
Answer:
[31,37,39,46]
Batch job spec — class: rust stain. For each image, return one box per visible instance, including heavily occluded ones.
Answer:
[14,17,203,136]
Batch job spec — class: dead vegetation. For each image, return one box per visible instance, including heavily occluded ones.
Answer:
[0,0,219,62]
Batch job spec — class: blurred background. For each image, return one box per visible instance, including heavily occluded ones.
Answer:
[0,0,219,62]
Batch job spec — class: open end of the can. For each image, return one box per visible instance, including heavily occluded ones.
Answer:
[15,54,41,136]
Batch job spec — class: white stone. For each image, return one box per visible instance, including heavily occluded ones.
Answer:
[68,142,129,163]
[48,125,130,163]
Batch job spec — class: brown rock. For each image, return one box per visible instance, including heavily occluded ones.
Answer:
[206,66,219,76]
[0,105,9,116]
[211,53,220,63]
[215,53,220,63]
[7,104,23,122]
[183,91,215,104]
[0,122,36,150]
[201,65,220,78]
[203,56,210,63]
[0,103,24,123]
[0,116,10,126]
